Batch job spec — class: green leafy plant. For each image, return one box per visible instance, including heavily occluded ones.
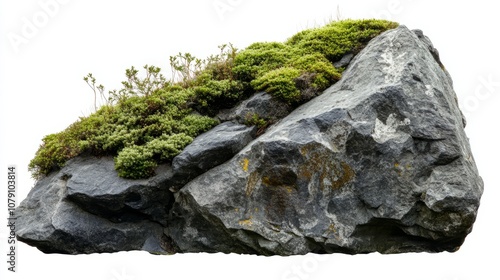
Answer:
[120,65,169,97]
[169,53,204,87]
[83,73,108,111]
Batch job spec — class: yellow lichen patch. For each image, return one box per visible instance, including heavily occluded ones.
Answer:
[284,185,295,194]
[240,158,250,172]
[322,223,341,240]
[394,162,403,176]
[330,162,355,190]
[238,217,253,227]
[299,143,355,191]
[327,223,337,234]
[394,161,413,178]
[262,176,271,185]
[261,170,297,194]
[300,146,307,156]
[245,171,259,197]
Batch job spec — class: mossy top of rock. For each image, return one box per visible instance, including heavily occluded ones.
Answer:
[29,19,398,179]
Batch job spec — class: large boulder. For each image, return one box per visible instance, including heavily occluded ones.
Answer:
[16,25,483,255]
[166,25,483,255]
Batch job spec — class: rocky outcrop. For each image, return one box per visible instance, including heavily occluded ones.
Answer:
[16,25,483,255]
[15,157,172,254]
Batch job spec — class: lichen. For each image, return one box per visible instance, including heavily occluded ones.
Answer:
[299,143,355,191]
[241,158,250,172]
[245,171,259,197]
[238,217,253,227]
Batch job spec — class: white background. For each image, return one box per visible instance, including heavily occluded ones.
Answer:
[0,0,498,279]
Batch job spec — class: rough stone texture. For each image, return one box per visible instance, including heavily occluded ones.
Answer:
[16,26,483,255]
[333,53,354,68]
[217,92,292,124]
[166,26,483,255]
[16,157,171,254]
[412,29,443,68]
[169,121,256,191]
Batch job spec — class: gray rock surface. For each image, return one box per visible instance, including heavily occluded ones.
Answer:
[170,121,256,190]
[167,26,483,255]
[412,29,443,68]
[217,92,292,124]
[16,25,483,255]
[16,157,171,254]
[333,53,354,68]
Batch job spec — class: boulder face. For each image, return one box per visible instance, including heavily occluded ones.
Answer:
[15,157,172,254]
[16,26,483,255]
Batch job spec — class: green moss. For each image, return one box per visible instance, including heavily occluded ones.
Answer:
[252,67,302,103]
[286,19,399,62]
[114,145,156,179]
[234,19,397,104]
[29,89,218,179]
[233,42,294,82]
[290,53,342,89]
[29,19,398,180]
[192,70,244,114]
[115,133,194,178]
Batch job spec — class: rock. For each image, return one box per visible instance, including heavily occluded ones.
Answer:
[217,92,292,124]
[166,26,483,255]
[16,157,172,254]
[333,53,354,68]
[412,29,443,68]
[16,25,483,255]
[413,28,466,127]
[170,121,256,191]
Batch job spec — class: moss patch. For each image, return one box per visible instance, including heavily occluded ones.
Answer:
[29,89,218,179]
[235,19,398,104]
[29,19,397,180]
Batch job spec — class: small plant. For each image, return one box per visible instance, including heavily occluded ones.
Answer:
[28,85,219,179]
[204,43,239,81]
[244,113,270,136]
[114,145,157,179]
[244,113,268,128]
[83,73,107,111]
[169,53,204,87]
[286,19,398,62]
[121,65,169,97]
